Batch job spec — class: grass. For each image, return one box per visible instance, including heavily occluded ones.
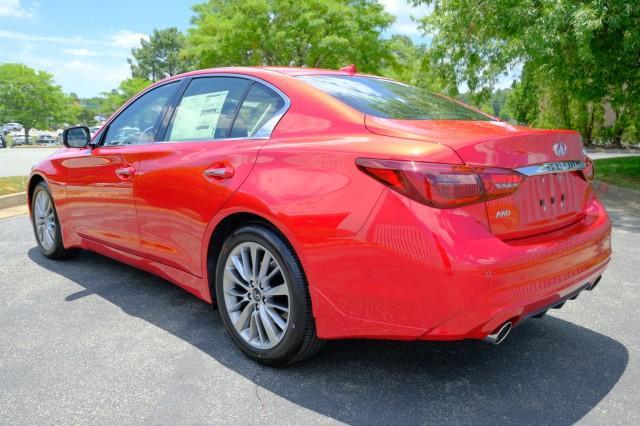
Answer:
[0,176,28,196]
[594,156,640,191]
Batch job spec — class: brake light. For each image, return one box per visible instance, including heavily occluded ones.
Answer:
[356,158,525,208]
[581,157,595,181]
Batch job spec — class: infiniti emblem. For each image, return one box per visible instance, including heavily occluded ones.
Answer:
[553,142,567,157]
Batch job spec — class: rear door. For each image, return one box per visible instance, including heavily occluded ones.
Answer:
[134,76,288,277]
[62,81,179,252]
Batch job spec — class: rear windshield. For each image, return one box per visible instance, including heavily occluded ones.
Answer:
[297,75,492,121]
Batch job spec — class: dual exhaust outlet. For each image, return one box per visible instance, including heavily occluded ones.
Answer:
[483,321,513,345]
[482,275,602,346]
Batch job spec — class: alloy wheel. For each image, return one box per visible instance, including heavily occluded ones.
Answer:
[222,242,290,350]
[34,190,56,251]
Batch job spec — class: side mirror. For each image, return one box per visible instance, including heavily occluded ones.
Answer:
[63,126,91,148]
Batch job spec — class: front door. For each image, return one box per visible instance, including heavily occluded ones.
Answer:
[134,76,287,277]
[62,81,179,253]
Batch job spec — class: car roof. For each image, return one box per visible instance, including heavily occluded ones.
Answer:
[167,66,372,82]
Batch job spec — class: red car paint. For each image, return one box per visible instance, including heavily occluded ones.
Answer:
[28,67,611,342]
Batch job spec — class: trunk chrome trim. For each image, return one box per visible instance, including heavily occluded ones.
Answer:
[516,161,586,176]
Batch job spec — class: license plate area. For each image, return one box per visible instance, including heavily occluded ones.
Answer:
[486,172,588,239]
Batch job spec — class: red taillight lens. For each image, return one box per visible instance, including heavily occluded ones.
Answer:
[581,157,595,181]
[356,158,525,208]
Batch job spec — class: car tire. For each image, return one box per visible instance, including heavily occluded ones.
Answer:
[215,224,324,367]
[31,182,79,260]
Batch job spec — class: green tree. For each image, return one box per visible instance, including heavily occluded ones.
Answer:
[74,96,105,126]
[380,35,455,93]
[411,0,640,147]
[128,27,191,81]
[185,0,394,73]
[0,63,74,144]
[99,77,151,116]
[382,35,428,87]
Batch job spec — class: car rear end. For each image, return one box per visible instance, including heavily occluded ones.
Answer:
[298,73,611,343]
[354,142,609,342]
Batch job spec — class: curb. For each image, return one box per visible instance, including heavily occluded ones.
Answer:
[0,192,27,209]
[585,148,640,154]
[593,180,640,200]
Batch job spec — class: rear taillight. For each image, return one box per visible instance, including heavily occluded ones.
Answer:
[580,157,595,181]
[356,158,525,208]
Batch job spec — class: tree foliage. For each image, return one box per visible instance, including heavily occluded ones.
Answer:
[0,63,75,143]
[128,27,191,81]
[99,77,151,116]
[412,0,640,146]
[185,0,394,73]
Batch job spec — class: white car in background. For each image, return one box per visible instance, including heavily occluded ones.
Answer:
[89,126,102,138]
[3,123,23,133]
[12,134,26,146]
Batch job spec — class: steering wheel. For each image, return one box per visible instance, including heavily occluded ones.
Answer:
[140,126,156,143]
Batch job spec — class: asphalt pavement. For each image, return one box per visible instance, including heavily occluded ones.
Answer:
[0,192,639,425]
[0,148,59,177]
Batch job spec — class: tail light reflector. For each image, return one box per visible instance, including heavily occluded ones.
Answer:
[356,158,525,208]
[580,157,595,181]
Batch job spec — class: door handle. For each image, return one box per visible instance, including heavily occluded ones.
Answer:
[204,165,234,180]
[115,165,136,178]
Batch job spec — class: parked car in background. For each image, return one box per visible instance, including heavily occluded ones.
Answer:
[89,126,103,139]
[28,66,611,366]
[0,134,5,148]
[3,122,23,133]
[12,134,26,146]
[35,135,58,146]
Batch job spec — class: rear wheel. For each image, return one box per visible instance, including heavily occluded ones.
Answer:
[31,182,78,259]
[215,224,324,366]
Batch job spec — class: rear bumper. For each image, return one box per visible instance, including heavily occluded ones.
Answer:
[310,188,612,341]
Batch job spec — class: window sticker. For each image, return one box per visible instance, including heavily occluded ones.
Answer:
[169,90,229,141]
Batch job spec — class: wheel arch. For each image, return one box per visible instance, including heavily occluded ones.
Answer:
[205,211,307,303]
[27,173,46,211]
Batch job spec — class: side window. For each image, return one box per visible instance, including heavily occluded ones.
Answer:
[102,82,178,146]
[165,77,250,142]
[230,84,286,138]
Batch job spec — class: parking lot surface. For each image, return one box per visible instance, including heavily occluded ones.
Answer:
[0,148,59,177]
[0,191,638,425]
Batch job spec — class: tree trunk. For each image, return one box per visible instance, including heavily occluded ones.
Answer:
[24,127,30,145]
[560,89,572,129]
[611,107,625,149]
[583,104,594,147]
[612,129,624,149]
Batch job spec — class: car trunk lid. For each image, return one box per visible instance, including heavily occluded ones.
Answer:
[365,116,589,239]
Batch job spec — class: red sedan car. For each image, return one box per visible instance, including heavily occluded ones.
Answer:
[28,66,611,366]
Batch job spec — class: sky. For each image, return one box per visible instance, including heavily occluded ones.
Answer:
[0,0,435,98]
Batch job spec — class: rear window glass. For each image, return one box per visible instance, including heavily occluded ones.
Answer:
[297,75,492,121]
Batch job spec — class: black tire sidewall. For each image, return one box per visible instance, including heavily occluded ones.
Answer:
[215,225,310,363]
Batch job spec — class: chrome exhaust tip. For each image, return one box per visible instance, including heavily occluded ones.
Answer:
[483,321,513,345]
[586,276,602,291]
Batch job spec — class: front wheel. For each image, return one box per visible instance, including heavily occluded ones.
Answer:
[215,224,324,366]
[31,182,78,259]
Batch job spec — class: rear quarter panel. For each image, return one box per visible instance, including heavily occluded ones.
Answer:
[202,132,462,335]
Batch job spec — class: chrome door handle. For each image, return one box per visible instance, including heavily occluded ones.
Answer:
[204,166,234,180]
[115,166,136,178]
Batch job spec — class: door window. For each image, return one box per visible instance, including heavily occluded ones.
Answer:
[102,82,178,146]
[165,77,250,142]
[230,83,286,138]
